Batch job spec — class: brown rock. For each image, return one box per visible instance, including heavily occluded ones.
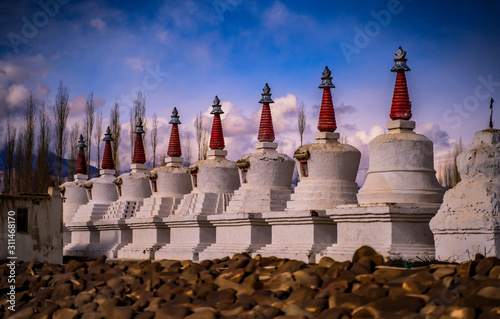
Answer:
[489,266,500,279]
[441,306,476,319]
[79,301,98,313]
[352,246,384,266]
[52,282,73,300]
[302,298,328,316]
[253,304,281,317]
[329,292,368,310]
[318,256,336,268]
[317,280,349,298]
[65,260,85,273]
[104,306,134,319]
[433,266,456,279]
[476,286,500,299]
[264,272,296,292]
[229,256,251,269]
[74,290,94,308]
[282,303,315,319]
[476,257,500,276]
[316,307,351,319]
[206,288,237,309]
[363,295,426,313]
[293,270,321,289]
[135,312,155,319]
[52,308,78,319]
[219,268,246,283]
[157,305,191,318]
[457,261,474,277]
[144,297,166,312]
[185,310,216,319]
[8,306,34,319]
[286,286,317,304]
[276,260,306,274]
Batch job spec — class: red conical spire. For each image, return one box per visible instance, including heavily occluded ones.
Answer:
[101,127,115,170]
[209,96,225,150]
[167,107,182,157]
[317,66,337,132]
[390,46,412,120]
[257,83,275,142]
[132,118,146,164]
[75,134,87,175]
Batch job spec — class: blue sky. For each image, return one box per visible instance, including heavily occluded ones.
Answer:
[1,0,499,180]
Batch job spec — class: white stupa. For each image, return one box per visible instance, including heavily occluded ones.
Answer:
[103,118,151,220]
[173,96,239,216]
[118,108,192,259]
[286,67,361,211]
[64,127,118,257]
[60,134,89,245]
[156,96,239,260]
[225,83,295,214]
[431,121,500,262]
[324,47,444,261]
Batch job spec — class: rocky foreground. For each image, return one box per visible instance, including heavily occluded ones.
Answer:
[1,247,500,319]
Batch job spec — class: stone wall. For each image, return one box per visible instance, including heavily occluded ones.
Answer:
[0,187,63,264]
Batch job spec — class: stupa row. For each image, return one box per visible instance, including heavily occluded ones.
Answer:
[63,47,500,263]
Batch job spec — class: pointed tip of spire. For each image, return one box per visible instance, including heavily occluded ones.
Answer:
[77,134,86,148]
[392,46,410,72]
[319,65,335,88]
[211,95,224,114]
[134,117,145,134]
[169,107,181,124]
[259,83,274,104]
[103,126,113,141]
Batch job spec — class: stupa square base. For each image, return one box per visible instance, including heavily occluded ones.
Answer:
[155,215,215,261]
[117,217,170,259]
[432,231,500,263]
[64,221,99,257]
[90,220,132,258]
[198,213,271,260]
[324,203,438,261]
[256,210,336,263]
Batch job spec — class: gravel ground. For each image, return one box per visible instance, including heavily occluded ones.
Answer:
[1,246,500,319]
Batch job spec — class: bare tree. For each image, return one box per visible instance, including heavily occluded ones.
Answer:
[129,91,147,160]
[22,94,36,192]
[195,112,209,160]
[183,134,192,167]
[151,112,158,168]
[53,80,70,184]
[36,103,52,193]
[4,111,17,194]
[69,123,80,179]
[94,110,103,176]
[14,134,24,193]
[85,92,95,175]
[438,138,464,189]
[297,101,307,146]
[110,100,121,174]
[159,149,166,167]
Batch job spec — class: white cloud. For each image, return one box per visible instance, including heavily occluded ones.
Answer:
[124,57,149,72]
[90,18,106,31]
[157,30,168,43]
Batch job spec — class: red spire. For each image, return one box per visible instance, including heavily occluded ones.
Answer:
[209,96,225,150]
[257,83,275,142]
[390,71,412,120]
[75,134,87,175]
[317,66,337,132]
[132,118,146,164]
[101,127,115,170]
[167,107,182,157]
[389,46,412,121]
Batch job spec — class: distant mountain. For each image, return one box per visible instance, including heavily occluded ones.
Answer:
[0,147,98,178]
